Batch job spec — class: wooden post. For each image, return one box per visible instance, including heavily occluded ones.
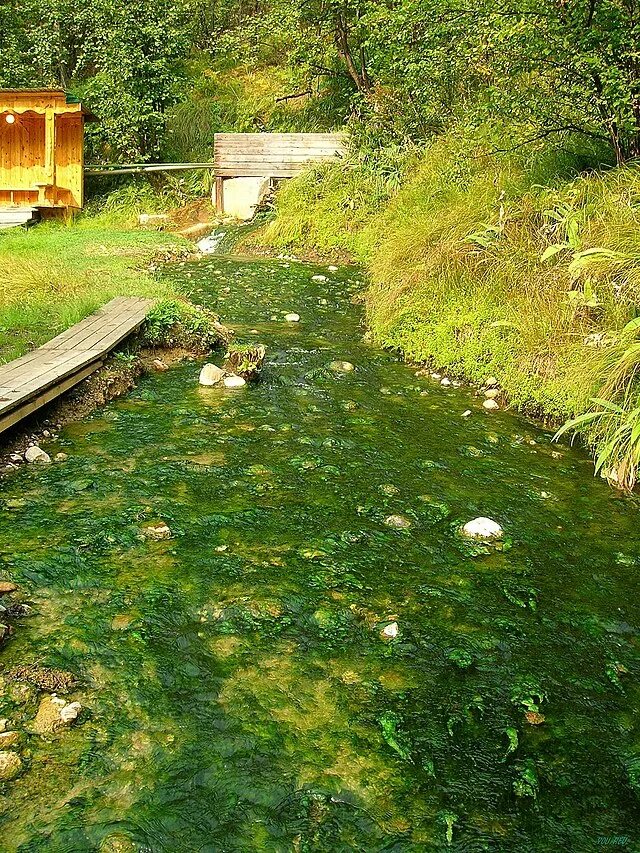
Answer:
[44,108,56,187]
[215,176,224,214]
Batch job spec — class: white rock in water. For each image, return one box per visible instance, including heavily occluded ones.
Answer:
[223,375,246,389]
[462,410,472,418]
[462,517,503,539]
[381,622,399,639]
[440,378,452,387]
[384,514,412,529]
[199,364,225,386]
[54,452,68,462]
[328,266,339,272]
[329,360,355,373]
[430,373,442,380]
[284,313,300,322]
[25,446,51,464]
[485,376,499,388]
[483,399,500,411]
[484,388,500,400]
[59,701,82,724]
[312,275,327,282]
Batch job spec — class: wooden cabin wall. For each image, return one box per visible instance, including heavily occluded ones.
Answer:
[55,115,83,208]
[0,114,47,191]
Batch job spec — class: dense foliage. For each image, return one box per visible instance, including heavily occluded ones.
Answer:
[1,0,638,163]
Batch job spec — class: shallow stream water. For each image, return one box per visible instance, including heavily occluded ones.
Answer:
[1,250,640,851]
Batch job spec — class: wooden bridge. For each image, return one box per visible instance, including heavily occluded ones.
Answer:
[0,296,152,435]
[213,132,346,213]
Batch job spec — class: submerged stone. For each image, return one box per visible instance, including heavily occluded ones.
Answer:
[0,731,19,748]
[284,313,300,322]
[0,751,21,781]
[312,275,327,282]
[484,388,500,400]
[329,360,355,373]
[381,622,399,639]
[32,694,81,735]
[483,399,500,411]
[142,523,172,541]
[384,514,412,529]
[462,517,503,539]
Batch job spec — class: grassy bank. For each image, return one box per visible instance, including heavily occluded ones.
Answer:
[258,130,640,486]
[0,220,188,363]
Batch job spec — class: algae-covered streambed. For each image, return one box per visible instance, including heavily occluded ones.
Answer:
[1,251,640,851]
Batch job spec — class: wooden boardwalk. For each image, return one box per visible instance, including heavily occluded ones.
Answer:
[0,296,153,435]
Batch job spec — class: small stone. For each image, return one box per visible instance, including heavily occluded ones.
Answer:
[223,375,246,389]
[525,711,545,725]
[0,731,19,748]
[328,266,339,272]
[0,751,21,781]
[329,361,355,373]
[9,453,23,463]
[152,358,169,372]
[440,378,452,387]
[462,410,472,418]
[381,622,399,639]
[312,275,327,282]
[384,514,412,529]
[284,313,300,322]
[485,376,499,387]
[24,446,51,464]
[59,701,82,724]
[0,624,10,641]
[484,388,500,400]
[143,523,172,541]
[483,399,500,411]
[54,452,68,462]
[0,720,7,733]
[461,517,503,539]
[430,373,442,380]
[199,363,225,386]
[0,582,17,595]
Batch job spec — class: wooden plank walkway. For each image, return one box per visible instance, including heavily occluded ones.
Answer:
[0,296,153,435]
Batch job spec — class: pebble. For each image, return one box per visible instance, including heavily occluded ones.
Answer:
[381,622,399,639]
[284,313,300,322]
[0,582,17,595]
[9,454,23,463]
[59,701,82,723]
[153,358,169,372]
[462,410,472,418]
[54,453,68,462]
[485,376,499,387]
[430,373,442,380]
[461,517,503,539]
[223,375,246,389]
[24,446,51,464]
[440,378,451,387]
[483,399,500,411]
[384,514,412,529]
[328,266,339,272]
[484,388,500,400]
[312,275,327,282]
[199,364,225,386]
[329,361,355,373]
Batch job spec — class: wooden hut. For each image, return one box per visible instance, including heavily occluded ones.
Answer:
[0,89,97,221]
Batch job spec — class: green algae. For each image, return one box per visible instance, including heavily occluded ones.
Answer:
[0,250,638,849]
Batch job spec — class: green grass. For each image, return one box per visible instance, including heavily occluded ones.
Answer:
[258,125,640,486]
[0,220,186,362]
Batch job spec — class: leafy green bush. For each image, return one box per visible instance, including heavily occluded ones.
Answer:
[143,299,226,351]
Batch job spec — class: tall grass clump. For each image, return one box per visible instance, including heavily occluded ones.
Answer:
[0,222,184,362]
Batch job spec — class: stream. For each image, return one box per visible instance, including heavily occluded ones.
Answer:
[1,248,640,851]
